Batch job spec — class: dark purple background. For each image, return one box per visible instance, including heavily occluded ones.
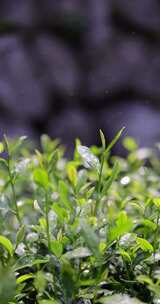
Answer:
[0,0,160,152]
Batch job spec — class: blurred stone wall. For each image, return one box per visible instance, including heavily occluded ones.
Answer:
[0,0,160,150]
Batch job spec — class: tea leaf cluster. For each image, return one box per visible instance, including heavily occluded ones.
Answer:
[0,131,160,304]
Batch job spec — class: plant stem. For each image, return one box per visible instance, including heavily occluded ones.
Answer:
[95,153,105,215]
[9,173,22,225]
[4,136,22,225]
[45,191,51,251]
[98,154,105,194]
[153,212,160,262]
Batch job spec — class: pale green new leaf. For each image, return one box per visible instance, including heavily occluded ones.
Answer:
[16,225,25,247]
[0,142,4,153]
[136,237,153,252]
[33,168,49,189]
[50,240,63,258]
[100,129,106,150]
[0,235,13,257]
[59,180,73,211]
[16,273,34,284]
[105,127,125,155]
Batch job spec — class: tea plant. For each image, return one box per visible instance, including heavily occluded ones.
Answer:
[0,130,160,303]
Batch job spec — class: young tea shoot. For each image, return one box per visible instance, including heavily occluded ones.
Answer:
[0,131,159,303]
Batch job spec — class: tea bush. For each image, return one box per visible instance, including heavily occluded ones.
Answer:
[0,129,160,303]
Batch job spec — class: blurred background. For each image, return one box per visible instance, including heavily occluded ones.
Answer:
[0,0,160,153]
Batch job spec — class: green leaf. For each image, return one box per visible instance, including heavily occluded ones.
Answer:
[33,168,49,189]
[81,222,100,257]
[109,212,133,242]
[61,259,77,302]
[39,217,47,229]
[34,271,46,293]
[14,259,49,272]
[16,273,34,284]
[59,180,73,211]
[98,294,145,303]
[141,219,157,231]
[116,211,133,229]
[119,249,132,262]
[50,240,63,258]
[136,237,153,252]
[153,198,160,208]
[52,203,68,221]
[39,300,59,304]
[67,163,77,187]
[48,150,58,172]
[0,266,16,304]
[16,225,25,247]
[123,136,138,151]
[63,247,92,259]
[100,129,106,150]
[137,275,153,286]
[105,127,125,155]
[77,145,100,172]
[32,259,49,266]
[0,158,7,169]
[0,235,13,257]
[4,135,27,157]
[33,199,43,213]
[40,134,59,153]
[0,142,4,153]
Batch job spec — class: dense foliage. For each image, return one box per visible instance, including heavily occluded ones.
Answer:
[0,130,160,304]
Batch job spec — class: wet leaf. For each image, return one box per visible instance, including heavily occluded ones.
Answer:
[63,247,92,259]
[77,145,100,172]
[98,294,145,303]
